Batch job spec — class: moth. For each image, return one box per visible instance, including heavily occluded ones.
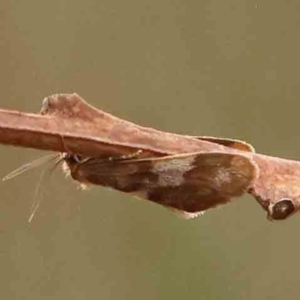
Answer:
[61,137,258,219]
[3,137,257,220]
[62,135,298,221]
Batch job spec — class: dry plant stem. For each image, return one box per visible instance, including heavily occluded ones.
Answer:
[0,95,231,157]
[1,93,300,215]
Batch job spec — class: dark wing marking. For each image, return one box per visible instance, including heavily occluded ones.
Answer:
[190,136,255,153]
[65,152,258,219]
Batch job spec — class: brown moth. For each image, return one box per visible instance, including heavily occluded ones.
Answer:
[62,151,258,218]
[3,136,257,220]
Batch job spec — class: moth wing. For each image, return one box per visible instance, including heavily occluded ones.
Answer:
[71,152,258,219]
[191,136,255,153]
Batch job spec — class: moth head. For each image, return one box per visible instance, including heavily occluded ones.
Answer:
[63,153,84,165]
[267,198,296,221]
[62,153,86,176]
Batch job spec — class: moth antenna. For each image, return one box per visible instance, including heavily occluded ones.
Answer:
[28,154,64,223]
[2,153,59,181]
[28,167,47,223]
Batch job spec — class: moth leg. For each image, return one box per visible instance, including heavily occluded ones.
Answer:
[64,149,144,168]
[108,149,143,162]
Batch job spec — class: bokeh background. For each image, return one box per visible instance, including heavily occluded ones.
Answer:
[1,1,300,299]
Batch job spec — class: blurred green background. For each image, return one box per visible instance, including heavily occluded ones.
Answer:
[1,1,300,299]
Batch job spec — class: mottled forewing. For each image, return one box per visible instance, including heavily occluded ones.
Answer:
[68,152,257,218]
